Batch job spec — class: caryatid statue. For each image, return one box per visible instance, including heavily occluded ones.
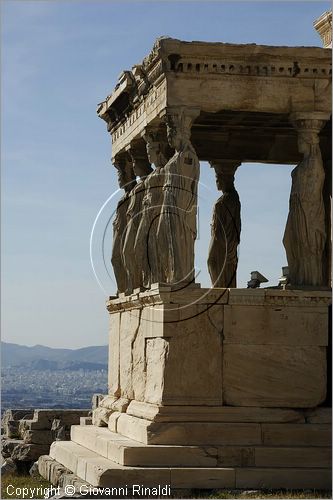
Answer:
[207,160,241,288]
[283,113,328,287]
[122,147,153,294]
[156,107,200,286]
[134,129,169,288]
[111,155,136,294]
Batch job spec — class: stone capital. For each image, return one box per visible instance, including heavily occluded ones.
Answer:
[113,153,129,171]
[125,141,152,176]
[164,106,200,139]
[141,124,169,168]
[165,105,200,121]
[289,112,331,134]
[210,160,241,194]
[209,159,241,177]
[113,153,136,192]
[141,123,159,144]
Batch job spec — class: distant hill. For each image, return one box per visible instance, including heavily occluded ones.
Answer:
[1,342,108,371]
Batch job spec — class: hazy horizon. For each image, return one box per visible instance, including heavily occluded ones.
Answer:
[1,340,107,349]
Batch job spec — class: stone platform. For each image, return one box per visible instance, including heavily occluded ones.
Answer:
[38,287,331,490]
[105,286,330,409]
[39,406,331,489]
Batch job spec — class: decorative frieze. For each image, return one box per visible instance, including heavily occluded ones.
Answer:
[171,59,331,78]
[106,287,331,312]
[97,39,331,158]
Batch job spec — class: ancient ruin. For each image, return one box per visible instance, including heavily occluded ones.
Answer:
[39,35,331,490]
[1,409,90,476]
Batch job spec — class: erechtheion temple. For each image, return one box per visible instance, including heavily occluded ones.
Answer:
[39,13,332,492]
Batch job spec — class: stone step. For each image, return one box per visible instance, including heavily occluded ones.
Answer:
[115,412,332,446]
[126,401,310,423]
[254,446,331,468]
[49,440,234,488]
[70,425,331,469]
[46,441,331,489]
[70,425,217,467]
[234,467,331,490]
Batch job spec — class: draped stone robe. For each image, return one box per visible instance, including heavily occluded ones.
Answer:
[134,167,165,288]
[207,189,241,288]
[111,193,131,294]
[156,145,199,285]
[283,148,326,286]
[123,180,148,292]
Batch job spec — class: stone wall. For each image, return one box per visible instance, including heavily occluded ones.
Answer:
[1,408,90,471]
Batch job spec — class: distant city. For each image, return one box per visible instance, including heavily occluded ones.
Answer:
[1,342,108,413]
[1,367,108,412]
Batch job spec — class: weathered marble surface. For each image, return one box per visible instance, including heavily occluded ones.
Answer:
[102,287,330,415]
[156,107,200,286]
[123,160,152,293]
[113,109,201,293]
[283,113,328,287]
[98,39,331,160]
[208,161,241,288]
[111,158,136,294]
[134,133,168,288]
[223,344,326,407]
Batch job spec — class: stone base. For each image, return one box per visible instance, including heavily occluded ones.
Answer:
[106,287,330,408]
[111,412,331,447]
[38,408,332,490]
[37,287,332,490]
[40,445,331,490]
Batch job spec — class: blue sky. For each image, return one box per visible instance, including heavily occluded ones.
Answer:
[2,1,329,348]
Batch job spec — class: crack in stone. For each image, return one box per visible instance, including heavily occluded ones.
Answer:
[203,445,219,463]
[131,307,143,400]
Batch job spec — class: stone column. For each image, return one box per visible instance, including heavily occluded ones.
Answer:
[283,112,330,288]
[122,143,153,293]
[111,154,136,294]
[156,106,200,286]
[208,160,241,288]
[133,126,169,288]
[322,155,332,288]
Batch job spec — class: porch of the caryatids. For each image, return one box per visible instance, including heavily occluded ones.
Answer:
[207,160,241,288]
[133,126,170,289]
[283,112,330,287]
[156,106,200,286]
[111,154,137,294]
[122,143,153,294]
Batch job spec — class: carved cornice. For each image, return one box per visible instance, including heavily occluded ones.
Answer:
[97,39,332,137]
[110,82,166,145]
[141,36,170,71]
[106,287,331,313]
[167,58,331,79]
[230,289,331,307]
[314,11,332,48]
[264,293,332,307]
